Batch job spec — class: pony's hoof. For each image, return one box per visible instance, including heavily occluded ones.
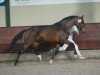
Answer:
[49,59,53,65]
[79,56,85,60]
[14,61,18,66]
[38,55,42,61]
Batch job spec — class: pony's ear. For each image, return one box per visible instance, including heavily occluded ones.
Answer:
[81,15,84,18]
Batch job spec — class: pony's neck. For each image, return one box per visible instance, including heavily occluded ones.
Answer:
[63,20,75,34]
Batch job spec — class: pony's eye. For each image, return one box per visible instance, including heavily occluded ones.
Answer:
[78,19,82,23]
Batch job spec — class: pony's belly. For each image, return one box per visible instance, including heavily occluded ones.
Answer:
[35,35,59,42]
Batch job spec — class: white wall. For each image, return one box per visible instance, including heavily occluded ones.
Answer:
[10,0,100,6]
[0,7,6,27]
[0,2,100,27]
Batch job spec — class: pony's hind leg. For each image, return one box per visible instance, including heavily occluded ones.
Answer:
[49,48,59,65]
[32,42,42,61]
[14,50,21,66]
[49,41,70,64]
[49,44,60,64]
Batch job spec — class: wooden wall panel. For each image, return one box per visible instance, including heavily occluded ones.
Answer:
[75,23,100,49]
[0,23,100,53]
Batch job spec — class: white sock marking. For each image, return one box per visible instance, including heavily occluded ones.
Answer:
[38,55,42,61]
[49,59,53,65]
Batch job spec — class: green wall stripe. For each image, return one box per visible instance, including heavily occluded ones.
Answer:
[5,0,10,27]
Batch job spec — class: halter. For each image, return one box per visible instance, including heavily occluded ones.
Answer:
[75,18,84,33]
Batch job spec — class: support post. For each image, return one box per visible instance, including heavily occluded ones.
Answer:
[5,0,10,27]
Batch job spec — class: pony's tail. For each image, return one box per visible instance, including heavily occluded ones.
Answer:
[7,27,33,52]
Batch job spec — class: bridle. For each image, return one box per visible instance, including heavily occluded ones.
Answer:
[76,17,85,33]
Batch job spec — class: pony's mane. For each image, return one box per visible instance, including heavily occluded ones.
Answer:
[53,15,79,30]
[60,15,79,22]
[53,15,79,25]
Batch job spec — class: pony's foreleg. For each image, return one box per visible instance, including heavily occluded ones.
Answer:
[14,50,21,66]
[49,40,70,64]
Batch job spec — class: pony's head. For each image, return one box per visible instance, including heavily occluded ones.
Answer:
[54,15,85,35]
[74,15,85,33]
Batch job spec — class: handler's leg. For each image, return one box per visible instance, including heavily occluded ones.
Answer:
[68,38,85,59]
[74,43,85,59]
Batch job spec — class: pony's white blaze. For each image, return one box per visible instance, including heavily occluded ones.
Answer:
[78,19,82,23]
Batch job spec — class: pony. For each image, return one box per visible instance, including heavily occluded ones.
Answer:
[7,15,85,66]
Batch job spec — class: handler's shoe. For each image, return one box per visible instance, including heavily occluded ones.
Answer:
[74,55,78,59]
[74,55,85,59]
[79,56,85,59]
